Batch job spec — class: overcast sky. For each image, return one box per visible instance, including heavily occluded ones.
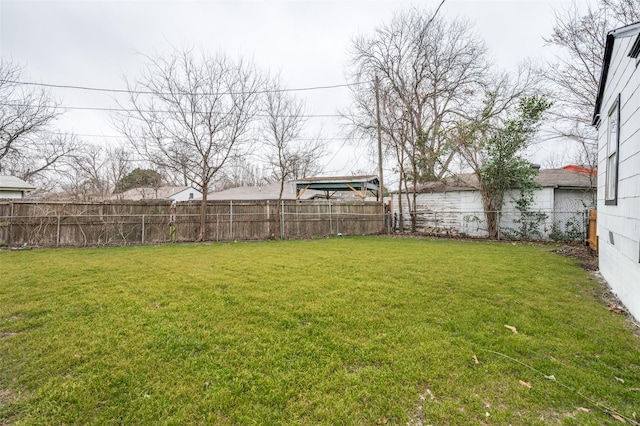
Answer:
[1,0,590,182]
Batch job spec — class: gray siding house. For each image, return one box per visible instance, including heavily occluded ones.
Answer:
[593,22,640,320]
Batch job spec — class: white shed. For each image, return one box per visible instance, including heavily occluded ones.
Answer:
[391,168,595,239]
[592,22,640,320]
[0,176,35,199]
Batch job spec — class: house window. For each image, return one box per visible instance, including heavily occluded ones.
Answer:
[189,192,194,200]
[605,95,620,205]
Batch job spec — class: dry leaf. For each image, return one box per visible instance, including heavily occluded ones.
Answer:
[544,374,556,381]
[473,354,480,364]
[608,304,627,314]
[578,407,590,413]
[504,324,518,334]
[610,413,626,423]
[376,417,388,425]
[615,377,625,384]
[519,380,532,388]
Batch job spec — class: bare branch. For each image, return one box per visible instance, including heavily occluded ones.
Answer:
[113,48,264,240]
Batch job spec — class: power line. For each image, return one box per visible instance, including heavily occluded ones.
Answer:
[1,79,364,96]
[0,102,346,118]
[39,129,366,142]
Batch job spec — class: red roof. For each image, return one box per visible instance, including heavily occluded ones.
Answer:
[562,165,597,176]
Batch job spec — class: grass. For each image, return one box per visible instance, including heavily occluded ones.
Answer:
[0,237,638,425]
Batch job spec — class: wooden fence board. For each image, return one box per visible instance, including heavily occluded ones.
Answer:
[0,200,383,247]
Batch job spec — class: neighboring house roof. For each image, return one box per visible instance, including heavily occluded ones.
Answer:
[562,165,597,175]
[536,169,596,188]
[116,186,200,200]
[208,182,321,201]
[593,21,640,126]
[0,175,36,192]
[404,168,595,194]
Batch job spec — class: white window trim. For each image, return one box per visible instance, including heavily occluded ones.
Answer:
[605,94,620,205]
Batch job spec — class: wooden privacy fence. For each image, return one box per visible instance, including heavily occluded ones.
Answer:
[0,200,384,248]
[588,209,598,252]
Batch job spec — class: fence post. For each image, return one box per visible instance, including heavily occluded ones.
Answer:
[141,214,145,245]
[7,202,14,247]
[216,213,219,242]
[229,200,233,240]
[329,200,333,235]
[56,214,61,247]
[497,211,501,241]
[583,210,588,245]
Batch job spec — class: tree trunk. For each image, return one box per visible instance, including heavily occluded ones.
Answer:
[482,193,499,239]
[198,185,208,242]
[274,179,285,240]
[411,185,418,233]
[397,185,403,232]
[485,210,498,239]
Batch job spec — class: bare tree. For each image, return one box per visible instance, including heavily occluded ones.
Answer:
[262,76,325,237]
[602,0,640,25]
[347,8,489,231]
[57,142,132,200]
[115,49,263,240]
[104,145,133,199]
[0,59,75,183]
[218,155,266,188]
[543,0,640,172]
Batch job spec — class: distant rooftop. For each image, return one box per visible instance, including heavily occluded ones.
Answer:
[290,175,380,199]
[115,186,199,200]
[408,168,595,194]
[208,182,321,201]
[0,175,36,191]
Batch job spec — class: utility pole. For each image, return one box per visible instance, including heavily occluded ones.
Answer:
[374,76,386,232]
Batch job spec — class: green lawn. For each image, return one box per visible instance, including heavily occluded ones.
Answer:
[0,237,638,425]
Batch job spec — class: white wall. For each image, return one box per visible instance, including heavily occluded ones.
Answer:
[555,188,595,211]
[597,34,640,320]
[0,190,25,199]
[499,187,554,238]
[170,188,202,202]
[392,186,588,239]
[460,191,486,237]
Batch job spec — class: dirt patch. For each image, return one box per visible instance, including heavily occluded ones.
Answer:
[552,244,598,271]
[0,388,17,406]
[590,271,640,337]
[552,245,640,336]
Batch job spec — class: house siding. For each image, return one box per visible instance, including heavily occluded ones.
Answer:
[597,33,640,320]
[554,188,594,211]
[171,188,202,202]
[393,185,589,239]
[0,190,25,199]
